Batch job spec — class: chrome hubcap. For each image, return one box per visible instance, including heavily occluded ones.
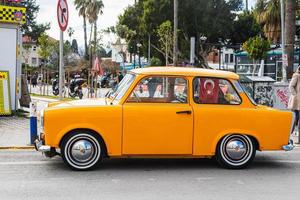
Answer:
[225,139,247,160]
[71,140,94,163]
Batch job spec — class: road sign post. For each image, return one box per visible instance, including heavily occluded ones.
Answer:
[57,0,69,100]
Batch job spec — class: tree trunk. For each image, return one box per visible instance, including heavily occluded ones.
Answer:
[173,0,178,66]
[166,43,168,66]
[285,0,296,78]
[94,20,97,57]
[83,15,89,60]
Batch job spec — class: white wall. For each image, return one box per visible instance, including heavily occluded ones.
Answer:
[0,27,17,110]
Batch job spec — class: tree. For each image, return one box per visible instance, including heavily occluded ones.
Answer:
[67,27,75,42]
[150,57,162,66]
[20,0,50,42]
[86,0,104,59]
[71,39,79,54]
[118,3,144,67]
[157,21,173,66]
[38,33,57,67]
[118,0,244,67]
[74,0,89,59]
[242,36,270,76]
[231,11,262,45]
[254,0,281,43]
[173,0,178,66]
[285,0,297,77]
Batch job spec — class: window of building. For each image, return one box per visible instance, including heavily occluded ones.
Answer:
[230,54,234,63]
[193,77,241,105]
[127,76,188,103]
[31,57,37,65]
[225,54,229,63]
[33,46,37,51]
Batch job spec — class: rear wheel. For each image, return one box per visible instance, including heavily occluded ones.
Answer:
[216,134,256,169]
[61,131,103,170]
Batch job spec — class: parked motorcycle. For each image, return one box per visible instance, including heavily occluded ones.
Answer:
[51,76,59,96]
[69,75,85,99]
[97,73,118,88]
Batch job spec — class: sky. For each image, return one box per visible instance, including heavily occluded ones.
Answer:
[36,0,135,50]
[36,0,257,50]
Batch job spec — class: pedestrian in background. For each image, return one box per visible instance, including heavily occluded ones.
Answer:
[288,65,300,138]
[31,74,37,88]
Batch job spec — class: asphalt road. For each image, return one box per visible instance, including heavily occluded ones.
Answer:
[1,149,300,200]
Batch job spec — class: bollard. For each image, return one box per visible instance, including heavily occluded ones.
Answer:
[29,102,38,145]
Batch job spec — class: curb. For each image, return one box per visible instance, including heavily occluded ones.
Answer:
[0,146,35,150]
[31,96,59,102]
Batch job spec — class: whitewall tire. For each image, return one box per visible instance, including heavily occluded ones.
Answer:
[216,134,256,169]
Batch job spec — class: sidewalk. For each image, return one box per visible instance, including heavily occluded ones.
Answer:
[0,96,53,149]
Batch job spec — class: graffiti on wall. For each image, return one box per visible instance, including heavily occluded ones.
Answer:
[254,82,274,107]
[273,87,289,109]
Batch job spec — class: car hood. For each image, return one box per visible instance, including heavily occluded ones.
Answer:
[48,98,110,108]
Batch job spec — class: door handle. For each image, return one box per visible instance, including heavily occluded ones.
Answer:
[176,110,192,115]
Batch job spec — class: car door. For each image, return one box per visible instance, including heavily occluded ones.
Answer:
[191,77,243,155]
[122,76,193,155]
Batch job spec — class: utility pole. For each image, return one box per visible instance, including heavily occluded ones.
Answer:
[148,34,151,64]
[173,0,178,66]
[280,0,287,82]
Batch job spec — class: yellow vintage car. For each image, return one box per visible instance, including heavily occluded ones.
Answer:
[35,67,295,170]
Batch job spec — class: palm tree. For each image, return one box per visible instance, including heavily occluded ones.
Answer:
[86,0,104,58]
[285,0,296,78]
[74,0,89,59]
[254,0,281,43]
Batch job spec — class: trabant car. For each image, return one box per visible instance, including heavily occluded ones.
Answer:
[35,67,295,170]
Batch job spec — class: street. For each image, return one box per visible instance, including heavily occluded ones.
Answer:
[1,149,300,200]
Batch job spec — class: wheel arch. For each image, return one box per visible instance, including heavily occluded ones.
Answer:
[213,132,261,154]
[59,128,108,157]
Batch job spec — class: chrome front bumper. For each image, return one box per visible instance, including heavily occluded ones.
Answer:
[282,140,294,151]
[34,139,51,152]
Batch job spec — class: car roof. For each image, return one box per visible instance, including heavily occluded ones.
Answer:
[130,67,239,80]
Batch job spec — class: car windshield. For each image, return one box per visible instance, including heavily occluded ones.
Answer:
[110,73,136,101]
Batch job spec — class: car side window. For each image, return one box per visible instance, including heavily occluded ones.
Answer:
[193,77,241,105]
[127,76,188,103]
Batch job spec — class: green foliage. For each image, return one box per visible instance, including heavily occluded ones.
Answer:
[38,33,72,69]
[157,20,173,65]
[20,0,50,41]
[231,11,262,44]
[253,0,281,43]
[118,0,243,65]
[38,33,56,62]
[242,36,270,60]
[150,57,162,66]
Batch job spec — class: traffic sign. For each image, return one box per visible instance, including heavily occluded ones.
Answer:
[57,0,69,32]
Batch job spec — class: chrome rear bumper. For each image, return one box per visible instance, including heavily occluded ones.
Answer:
[282,140,294,151]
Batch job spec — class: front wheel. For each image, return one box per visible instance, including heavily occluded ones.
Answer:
[61,131,103,170]
[216,134,256,169]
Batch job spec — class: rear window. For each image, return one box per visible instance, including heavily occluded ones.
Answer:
[193,77,241,105]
